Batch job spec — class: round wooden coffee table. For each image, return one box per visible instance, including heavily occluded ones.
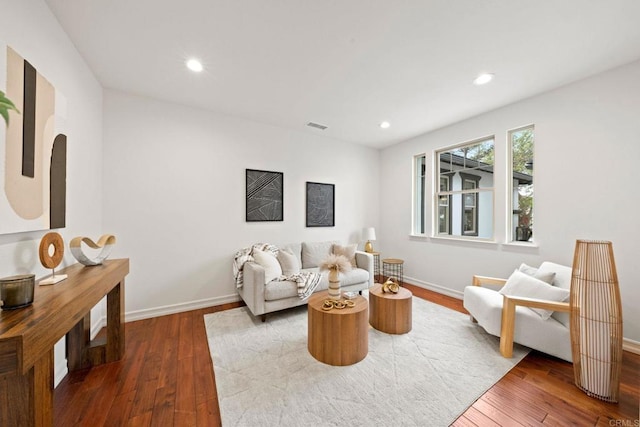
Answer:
[369,283,412,334]
[307,292,368,366]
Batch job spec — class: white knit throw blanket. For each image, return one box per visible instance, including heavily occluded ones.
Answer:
[233,244,321,300]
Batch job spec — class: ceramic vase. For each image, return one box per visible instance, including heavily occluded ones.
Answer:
[328,269,341,300]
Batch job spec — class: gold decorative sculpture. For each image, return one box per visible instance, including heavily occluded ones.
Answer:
[320,299,355,311]
[570,240,623,402]
[38,232,67,285]
[70,234,116,266]
[382,277,400,294]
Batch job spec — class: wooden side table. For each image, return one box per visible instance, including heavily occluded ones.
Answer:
[369,283,412,334]
[307,292,368,366]
[382,258,404,285]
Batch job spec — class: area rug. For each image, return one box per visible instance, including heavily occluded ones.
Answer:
[204,296,529,426]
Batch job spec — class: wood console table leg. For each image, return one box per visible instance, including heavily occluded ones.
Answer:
[34,348,54,427]
[106,280,125,362]
[85,280,125,366]
[0,348,53,427]
[67,313,91,371]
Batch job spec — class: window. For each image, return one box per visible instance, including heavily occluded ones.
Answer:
[460,173,480,236]
[438,174,452,234]
[435,137,494,239]
[509,126,534,242]
[413,154,426,234]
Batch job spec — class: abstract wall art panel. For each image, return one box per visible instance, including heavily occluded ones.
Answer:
[0,44,67,235]
[306,182,334,227]
[246,169,283,222]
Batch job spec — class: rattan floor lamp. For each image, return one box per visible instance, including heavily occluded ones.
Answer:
[570,240,623,402]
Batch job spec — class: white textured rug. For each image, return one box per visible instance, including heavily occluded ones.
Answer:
[204,296,528,426]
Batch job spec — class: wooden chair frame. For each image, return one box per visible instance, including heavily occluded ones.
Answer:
[472,275,570,358]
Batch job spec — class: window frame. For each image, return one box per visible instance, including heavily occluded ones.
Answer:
[433,136,495,241]
[507,125,535,243]
[459,172,480,236]
[438,173,453,235]
[412,153,427,235]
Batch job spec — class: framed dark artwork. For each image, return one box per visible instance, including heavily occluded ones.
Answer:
[306,182,334,227]
[246,169,283,222]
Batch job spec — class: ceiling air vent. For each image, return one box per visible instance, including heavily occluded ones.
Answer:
[307,122,328,130]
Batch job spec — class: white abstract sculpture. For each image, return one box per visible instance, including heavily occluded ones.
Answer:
[70,234,116,266]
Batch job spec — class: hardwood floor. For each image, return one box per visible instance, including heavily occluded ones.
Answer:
[54,286,639,426]
[402,284,640,427]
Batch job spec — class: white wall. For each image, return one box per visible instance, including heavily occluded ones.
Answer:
[379,60,640,343]
[102,90,379,318]
[0,0,104,383]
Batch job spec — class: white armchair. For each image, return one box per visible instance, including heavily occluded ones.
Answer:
[463,262,573,362]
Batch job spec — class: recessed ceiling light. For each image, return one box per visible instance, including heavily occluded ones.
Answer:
[186,58,203,72]
[473,73,494,85]
[380,121,390,129]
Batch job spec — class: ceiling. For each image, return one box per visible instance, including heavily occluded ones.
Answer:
[44,0,640,149]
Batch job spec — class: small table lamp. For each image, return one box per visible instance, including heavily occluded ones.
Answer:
[362,227,376,253]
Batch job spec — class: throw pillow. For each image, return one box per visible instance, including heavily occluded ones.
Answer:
[301,241,334,269]
[277,249,300,276]
[499,270,570,320]
[252,249,282,284]
[518,263,556,285]
[332,243,358,268]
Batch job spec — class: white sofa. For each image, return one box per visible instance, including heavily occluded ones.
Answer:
[237,241,374,320]
[463,261,572,362]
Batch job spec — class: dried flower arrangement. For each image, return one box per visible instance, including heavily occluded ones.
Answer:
[319,254,352,274]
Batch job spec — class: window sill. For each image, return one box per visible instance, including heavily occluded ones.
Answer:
[408,234,429,241]
[429,235,499,248]
[502,241,539,249]
[407,235,540,250]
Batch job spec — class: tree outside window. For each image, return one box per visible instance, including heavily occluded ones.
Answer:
[509,126,534,242]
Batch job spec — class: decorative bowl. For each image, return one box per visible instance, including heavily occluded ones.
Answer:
[0,274,35,310]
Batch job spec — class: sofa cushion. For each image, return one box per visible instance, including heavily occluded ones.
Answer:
[265,267,369,301]
[332,243,358,268]
[538,262,573,328]
[538,262,572,290]
[341,268,369,286]
[277,249,300,276]
[301,241,334,269]
[252,249,282,284]
[264,280,298,300]
[280,243,302,267]
[499,270,570,320]
[518,263,556,284]
[303,267,369,291]
[463,285,572,362]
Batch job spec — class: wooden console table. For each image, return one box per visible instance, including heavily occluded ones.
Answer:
[0,258,129,426]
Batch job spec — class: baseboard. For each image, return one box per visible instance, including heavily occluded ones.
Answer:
[54,360,68,387]
[623,338,640,355]
[403,275,464,300]
[124,294,242,322]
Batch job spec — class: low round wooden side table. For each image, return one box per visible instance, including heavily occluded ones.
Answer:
[369,283,412,334]
[307,292,368,366]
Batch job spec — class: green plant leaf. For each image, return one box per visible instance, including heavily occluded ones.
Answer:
[0,90,20,126]
[0,108,9,126]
